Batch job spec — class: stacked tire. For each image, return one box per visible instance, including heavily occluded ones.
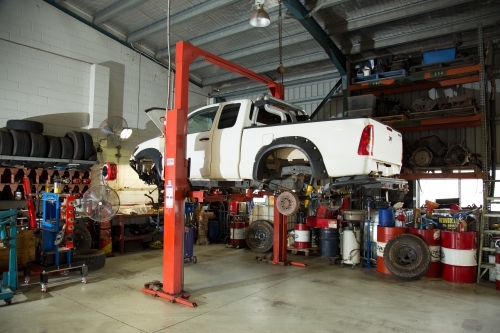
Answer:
[0,120,97,164]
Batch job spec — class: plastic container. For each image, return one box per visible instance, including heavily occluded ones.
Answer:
[347,94,377,110]
[347,108,374,118]
[378,208,394,227]
[422,47,456,65]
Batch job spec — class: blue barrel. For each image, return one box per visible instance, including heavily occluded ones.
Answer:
[320,228,339,258]
[379,208,394,227]
[184,225,195,259]
[208,221,220,243]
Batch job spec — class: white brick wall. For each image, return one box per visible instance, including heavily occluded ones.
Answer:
[0,0,210,204]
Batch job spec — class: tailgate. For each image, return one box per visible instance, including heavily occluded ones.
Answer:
[371,120,402,165]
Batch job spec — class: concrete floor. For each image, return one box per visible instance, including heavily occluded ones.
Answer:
[2,245,500,333]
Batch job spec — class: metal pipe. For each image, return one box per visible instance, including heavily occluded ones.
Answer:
[263,105,287,123]
[262,94,306,115]
[264,104,297,122]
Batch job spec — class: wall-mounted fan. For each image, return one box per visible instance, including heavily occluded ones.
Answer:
[82,185,120,222]
[96,116,132,157]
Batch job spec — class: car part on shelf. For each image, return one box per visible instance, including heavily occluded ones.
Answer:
[444,145,470,165]
[246,220,274,253]
[383,233,431,280]
[411,97,438,112]
[0,130,13,155]
[409,147,433,167]
[29,132,47,158]
[10,130,30,157]
[66,131,85,160]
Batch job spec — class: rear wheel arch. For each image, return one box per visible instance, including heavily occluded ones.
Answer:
[252,136,328,181]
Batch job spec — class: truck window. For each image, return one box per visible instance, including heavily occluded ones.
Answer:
[187,106,219,134]
[250,106,281,125]
[217,103,241,129]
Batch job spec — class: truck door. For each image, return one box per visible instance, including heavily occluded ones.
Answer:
[210,102,244,180]
[186,105,219,179]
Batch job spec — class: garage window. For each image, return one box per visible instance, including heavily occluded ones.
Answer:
[418,178,483,208]
[187,106,219,134]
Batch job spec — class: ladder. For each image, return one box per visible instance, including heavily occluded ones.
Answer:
[476,23,496,283]
[477,190,500,282]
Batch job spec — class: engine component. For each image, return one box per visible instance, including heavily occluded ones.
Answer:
[409,147,433,167]
[411,97,438,112]
[444,145,470,165]
[276,191,300,216]
[417,135,447,157]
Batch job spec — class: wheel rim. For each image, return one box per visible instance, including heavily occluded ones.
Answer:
[394,245,418,266]
[277,191,299,216]
[253,229,267,243]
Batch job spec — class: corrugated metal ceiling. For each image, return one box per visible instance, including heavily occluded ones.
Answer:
[52,0,499,96]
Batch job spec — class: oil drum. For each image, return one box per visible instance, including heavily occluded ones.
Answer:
[376,226,407,274]
[99,236,112,254]
[294,223,310,249]
[230,219,247,247]
[409,228,441,278]
[441,231,477,283]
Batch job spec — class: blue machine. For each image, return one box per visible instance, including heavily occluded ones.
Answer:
[0,209,18,305]
[184,203,197,263]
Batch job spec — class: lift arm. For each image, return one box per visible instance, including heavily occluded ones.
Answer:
[161,41,284,303]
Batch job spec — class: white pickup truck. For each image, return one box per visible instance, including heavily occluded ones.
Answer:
[130,95,404,203]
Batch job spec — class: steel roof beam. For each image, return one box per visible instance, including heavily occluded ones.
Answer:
[189,32,311,71]
[155,9,280,59]
[282,0,347,76]
[327,0,473,34]
[127,0,240,43]
[203,52,330,86]
[155,0,351,60]
[348,13,500,55]
[93,0,145,25]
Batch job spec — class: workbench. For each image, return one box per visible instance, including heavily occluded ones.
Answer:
[112,213,159,254]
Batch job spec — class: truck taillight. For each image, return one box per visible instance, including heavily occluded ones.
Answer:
[358,125,374,156]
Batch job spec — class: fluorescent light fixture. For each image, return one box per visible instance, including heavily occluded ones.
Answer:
[250,3,270,27]
[120,128,133,140]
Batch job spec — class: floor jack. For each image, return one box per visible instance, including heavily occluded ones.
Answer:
[0,209,18,305]
[24,193,88,292]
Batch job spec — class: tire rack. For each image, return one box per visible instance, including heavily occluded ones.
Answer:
[24,194,88,292]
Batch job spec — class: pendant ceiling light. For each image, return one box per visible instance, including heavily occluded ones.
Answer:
[249,3,270,27]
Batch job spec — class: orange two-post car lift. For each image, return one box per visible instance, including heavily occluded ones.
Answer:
[140,41,304,307]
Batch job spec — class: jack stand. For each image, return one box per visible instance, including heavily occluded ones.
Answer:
[270,201,306,267]
[142,281,197,307]
[364,199,373,268]
[0,209,18,305]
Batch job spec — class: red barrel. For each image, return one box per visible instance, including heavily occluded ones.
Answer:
[294,223,310,249]
[230,219,247,247]
[376,226,407,274]
[441,231,477,283]
[228,200,239,215]
[409,228,441,278]
[496,249,500,290]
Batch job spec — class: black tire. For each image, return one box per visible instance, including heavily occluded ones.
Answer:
[388,190,406,203]
[73,249,106,271]
[10,130,31,156]
[6,119,44,134]
[73,224,92,250]
[59,137,74,159]
[29,132,47,157]
[66,131,84,160]
[0,130,13,155]
[246,220,274,253]
[88,145,97,161]
[80,132,94,160]
[45,135,62,158]
[383,234,431,280]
